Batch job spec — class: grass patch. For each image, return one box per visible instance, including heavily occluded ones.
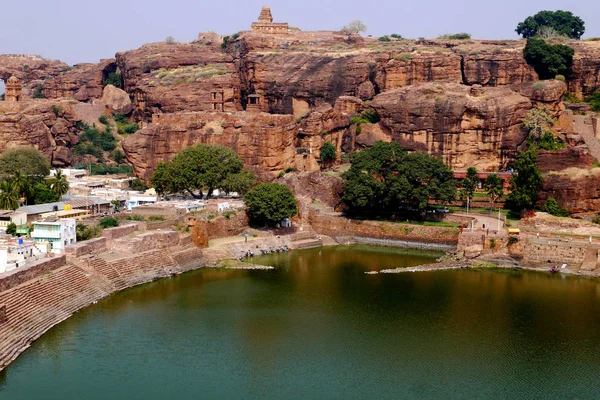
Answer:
[154,64,227,86]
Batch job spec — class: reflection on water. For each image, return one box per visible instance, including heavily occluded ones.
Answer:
[1,245,600,399]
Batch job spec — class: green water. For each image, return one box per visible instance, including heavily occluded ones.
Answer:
[1,245,600,399]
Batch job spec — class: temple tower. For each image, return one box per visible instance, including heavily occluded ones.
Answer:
[4,76,22,102]
[251,6,289,34]
[257,6,273,23]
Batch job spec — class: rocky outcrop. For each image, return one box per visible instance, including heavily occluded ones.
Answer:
[541,169,600,214]
[371,82,536,171]
[100,84,132,114]
[279,171,344,209]
[0,54,70,96]
[0,100,81,166]
[42,59,117,102]
[122,111,296,181]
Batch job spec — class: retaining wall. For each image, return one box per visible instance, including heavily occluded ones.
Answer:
[309,211,460,245]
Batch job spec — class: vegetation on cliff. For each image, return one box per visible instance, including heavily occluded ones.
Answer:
[244,183,297,226]
[508,149,543,210]
[341,141,456,212]
[516,10,585,39]
[523,38,574,79]
[150,144,256,198]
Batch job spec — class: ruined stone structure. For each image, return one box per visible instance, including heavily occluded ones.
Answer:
[251,6,289,34]
[246,94,263,113]
[211,90,225,112]
[4,76,22,102]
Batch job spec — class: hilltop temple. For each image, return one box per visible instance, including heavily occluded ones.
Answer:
[4,76,22,102]
[251,6,289,34]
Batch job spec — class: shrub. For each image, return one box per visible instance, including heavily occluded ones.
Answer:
[131,178,148,191]
[98,115,109,125]
[536,131,565,151]
[148,216,165,222]
[52,105,62,116]
[438,33,471,40]
[221,36,230,49]
[74,163,133,175]
[533,81,546,90]
[489,239,496,249]
[112,149,125,164]
[165,36,176,44]
[584,92,600,111]
[523,38,574,80]
[98,217,119,229]
[113,113,127,123]
[542,196,569,217]
[76,224,100,241]
[554,74,566,82]
[6,222,16,236]
[126,215,145,221]
[508,236,519,245]
[32,85,44,99]
[378,36,391,42]
[394,53,413,62]
[104,72,122,88]
[341,20,367,35]
[320,142,336,167]
[593,215,600,225]
[390,33,403,39]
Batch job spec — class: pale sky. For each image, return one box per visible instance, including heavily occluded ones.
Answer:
[1,1,599,65]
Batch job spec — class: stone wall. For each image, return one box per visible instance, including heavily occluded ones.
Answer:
[0,256,66,292]
[522,241,592,267]
[111,231,180,254]
[102,224,140,240]
[309,211,460,245]
[65,238,107,257]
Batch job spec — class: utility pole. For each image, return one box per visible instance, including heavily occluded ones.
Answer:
[497,208,501,232]
[467,196,470,214]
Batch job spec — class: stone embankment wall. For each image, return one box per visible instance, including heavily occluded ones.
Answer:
[309,211,460,246]
[522,241,595,267]
[0,231,204,372]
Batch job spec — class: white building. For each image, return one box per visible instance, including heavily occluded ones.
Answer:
[31,218,77,254]
[0,236,47,273]
[128,194,158,211]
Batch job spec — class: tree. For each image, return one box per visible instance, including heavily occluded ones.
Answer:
[49,170,69,199]
[341,141,456,212]
[523,38,574,79]
[0,181,19,210]
[33,182,59,204]
[320,142,336,169]
[484,174,504,210]
[243,183,298,226]
[130,178,148,192]
[516,10,585,39]
[460,167,479,204]
[0,147,51,179]
[523,107,556,140]
[508,149,543,210]
[10,171,33,204]
[165,36,176,44]
[150,144,248,199]
[221,169,257,195]
[341,20,367,35]
[542,196,569,217]
[98,217,119,229]
[104,72,122,89]
[5,222,17,236]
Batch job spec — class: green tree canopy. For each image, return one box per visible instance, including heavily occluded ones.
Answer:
[523,38,574,79]
[243,183,298,226]
[0,181,19,210]
[484,174,504,210]
[49,170,70,199]
[221,169,257,195]
[150,144,252,198]
[341,141,456,212]
[516,10,585,39]
[508,149,543,210]
[460,167,479,201]
[320,142,336,168]
[0,147,51,180]
[33,182,60,205]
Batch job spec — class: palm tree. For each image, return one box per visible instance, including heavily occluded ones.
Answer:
[0,181,19,210]
[11,171,33,205]
[49,170,69,199]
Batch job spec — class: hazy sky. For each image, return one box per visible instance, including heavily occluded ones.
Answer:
[1,0,599,65]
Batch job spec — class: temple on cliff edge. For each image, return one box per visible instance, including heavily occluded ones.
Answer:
[251,6,289,34]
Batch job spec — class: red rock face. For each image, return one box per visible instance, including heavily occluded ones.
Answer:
[0,55,69,96]
[541,172,600,214]
[0,100,80,166]
[42,59,116,102]
[121,112,297,182]
[371,82,536,171]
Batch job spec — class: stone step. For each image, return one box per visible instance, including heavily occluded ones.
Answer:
[293,239,323,250]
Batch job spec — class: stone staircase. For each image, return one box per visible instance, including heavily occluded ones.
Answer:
[573,115,600,161]
[579,247,598,272]
[291,231,322,250]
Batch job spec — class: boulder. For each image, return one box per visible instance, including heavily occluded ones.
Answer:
[101,84,132,114]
